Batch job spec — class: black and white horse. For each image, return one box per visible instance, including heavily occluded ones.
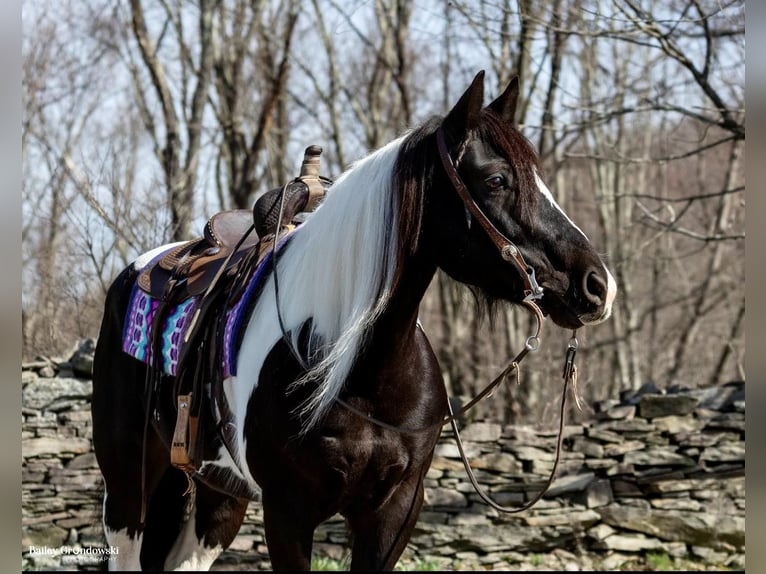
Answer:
[92,72,616,570]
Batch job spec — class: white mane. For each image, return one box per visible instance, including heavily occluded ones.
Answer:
[232,135,406,434]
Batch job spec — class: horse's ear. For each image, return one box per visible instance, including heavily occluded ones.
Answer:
[488,75,519,124]
[442,70,485,140]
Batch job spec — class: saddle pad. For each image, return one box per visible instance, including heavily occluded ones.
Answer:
[122,284,199,376]
[122,237,291,377]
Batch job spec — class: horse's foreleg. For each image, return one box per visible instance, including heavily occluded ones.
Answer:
[345,472,426,571]
[261,490,317,571]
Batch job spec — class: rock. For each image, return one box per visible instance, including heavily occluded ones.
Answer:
[22,370,38,385]
[600,419,656,433]
[23,437,91,457]
[228,535,256,552]
[585,427,623,443]
[430,456,463,471]
[684,385,733,411]
[700,443,745,463]
[572,437,604,458]
[22,378,92,410]
[459,421,502,442]
[433,442,480,459]
[22,524,68,548]
[448,512,491,526]
[69,338,96,378]
[673,431,722,447]
[469,452,522,473]
[425,487,468,508]
[598,504,744,549]
[623,447,696,467]
[639,394,699,418]
[704,413,745,433]
[545,472,595,497]
[587,522,616,540]
[602,405,636,420]
[691,545,733,564]
[606,463,635,477]
[583,479,613,508]
[603,440,645,457]
[653,415,702,434]
[650,498,703,511]
[39,365,57,378]
[524,508,600,528]
[600,533,665,552]
[509,445,555,462]
[594,398,620,412]
[599,553,633,570]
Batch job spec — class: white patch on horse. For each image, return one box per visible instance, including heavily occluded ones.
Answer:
[590,267,618,324]
[533,171,617,324]
[233,134,404,448]
[132,241,187,270]
[197,443,254,495]
[102,491,143,570]
[533,171,589,241]
[163,504,223,571]
[103,525,142,571]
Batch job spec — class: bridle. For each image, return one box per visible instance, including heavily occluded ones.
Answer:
[271,125,580,514]
[435,127,544,303]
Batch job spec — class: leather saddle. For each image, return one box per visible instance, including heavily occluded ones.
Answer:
[137,145,332,304]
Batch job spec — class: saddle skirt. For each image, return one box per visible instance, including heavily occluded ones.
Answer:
[122,235,291,378]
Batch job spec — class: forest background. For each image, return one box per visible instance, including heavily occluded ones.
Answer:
[21,0,745,426]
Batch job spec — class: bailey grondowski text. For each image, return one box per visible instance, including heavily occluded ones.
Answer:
[26,545,118,563]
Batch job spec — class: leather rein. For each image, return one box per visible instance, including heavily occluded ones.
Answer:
[271,126,580,514]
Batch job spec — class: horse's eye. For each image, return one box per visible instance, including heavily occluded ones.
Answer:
[485,174,505,190]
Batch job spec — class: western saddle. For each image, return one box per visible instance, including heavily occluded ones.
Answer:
[137,145,330,304]
[136,145,332,476]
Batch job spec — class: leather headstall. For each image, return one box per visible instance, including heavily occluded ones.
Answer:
[436,127,543,302]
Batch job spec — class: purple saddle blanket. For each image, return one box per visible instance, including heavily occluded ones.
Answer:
[122,242,281,378]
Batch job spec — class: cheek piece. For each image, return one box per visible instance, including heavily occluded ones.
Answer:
[436,127,543,302]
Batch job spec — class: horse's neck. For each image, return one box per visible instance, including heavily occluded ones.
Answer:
[360,251,437,363]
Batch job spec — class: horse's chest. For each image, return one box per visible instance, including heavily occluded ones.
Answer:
[316,432,409,507]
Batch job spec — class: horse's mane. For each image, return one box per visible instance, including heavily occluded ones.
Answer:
[254,129,431,430]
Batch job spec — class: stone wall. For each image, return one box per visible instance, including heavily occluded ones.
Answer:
[21,346,745,571]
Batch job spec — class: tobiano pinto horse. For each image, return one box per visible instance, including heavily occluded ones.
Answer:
[91,71,616,571]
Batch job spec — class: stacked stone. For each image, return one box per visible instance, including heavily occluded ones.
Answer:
[21,341,745,571]
[22,346,105,572]
[409,381,745,570]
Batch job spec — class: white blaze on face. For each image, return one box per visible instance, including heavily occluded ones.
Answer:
[600,267,618,322]
[533,171,589,241]
[534,171,617,324]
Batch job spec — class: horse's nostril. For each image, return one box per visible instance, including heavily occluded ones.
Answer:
[583,268,607,307]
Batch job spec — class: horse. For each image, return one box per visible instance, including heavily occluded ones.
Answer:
[91,71,616,571]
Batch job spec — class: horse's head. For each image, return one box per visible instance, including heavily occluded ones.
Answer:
[424,71,616,329]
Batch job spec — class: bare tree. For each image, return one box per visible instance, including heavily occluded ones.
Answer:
[22,0,745,425]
